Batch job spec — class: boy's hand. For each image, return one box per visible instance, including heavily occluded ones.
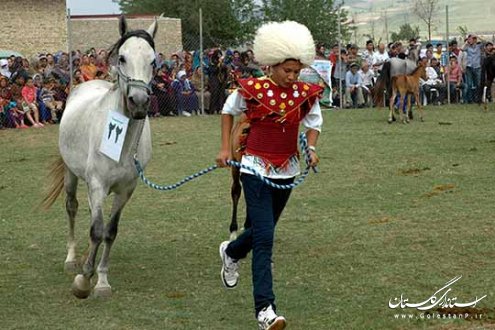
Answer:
[216,149,231,167]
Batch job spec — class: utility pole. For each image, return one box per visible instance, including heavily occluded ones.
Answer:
[337,1,343,109]
[384,10,389,45]
[446,5,450,104]
[199,7,204,115]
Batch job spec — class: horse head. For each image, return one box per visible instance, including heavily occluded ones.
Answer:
[417,62,427,80]
[407,42,421,63]
[108,16,159,120]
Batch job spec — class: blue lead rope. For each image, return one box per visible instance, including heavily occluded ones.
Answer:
[134,132,317,190]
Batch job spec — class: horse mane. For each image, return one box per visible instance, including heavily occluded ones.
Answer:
[107,30,156,65]
[409,63,424,76]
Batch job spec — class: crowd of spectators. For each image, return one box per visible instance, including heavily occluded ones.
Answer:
[1,35,493,129]
[322,34,494,108]
[0,46,266,129]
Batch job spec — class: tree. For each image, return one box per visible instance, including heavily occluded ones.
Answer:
[117,0,260,49]
[116,0,348,50]
[261,0,350,46]
[390,24,420,43]
[413,0,439,41]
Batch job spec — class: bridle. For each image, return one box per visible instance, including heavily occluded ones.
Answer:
[116,64,152,96]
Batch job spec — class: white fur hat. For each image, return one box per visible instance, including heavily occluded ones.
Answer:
[253,21,315,67]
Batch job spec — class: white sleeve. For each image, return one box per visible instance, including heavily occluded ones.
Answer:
[221,89,246,116]
[302,100,323,132]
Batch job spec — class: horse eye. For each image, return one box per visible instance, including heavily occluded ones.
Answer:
[118,56,126,64]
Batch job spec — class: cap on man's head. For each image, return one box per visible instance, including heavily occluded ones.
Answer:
[253,20,315,67]
[350,62,359,69]
[0,59,8,67]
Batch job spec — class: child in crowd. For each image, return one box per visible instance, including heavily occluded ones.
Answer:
[40,77,64,123]
[21,77,43,127]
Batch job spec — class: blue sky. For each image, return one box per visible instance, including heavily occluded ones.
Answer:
[66,0,121,15]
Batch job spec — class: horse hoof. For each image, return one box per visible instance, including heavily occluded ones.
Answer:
[94,285,112,298]
[72,274,91,299]
[64,261,78,274]
[387,119,393,124]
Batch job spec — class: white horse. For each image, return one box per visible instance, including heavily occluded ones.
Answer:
[43,16,157,298]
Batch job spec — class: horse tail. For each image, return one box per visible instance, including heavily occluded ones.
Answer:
[41,156,66,210]
[374,61,392,107]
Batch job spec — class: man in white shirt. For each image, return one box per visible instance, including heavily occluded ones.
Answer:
[421,60,446,104]
[358,62,374,106]
[372,43,390,72]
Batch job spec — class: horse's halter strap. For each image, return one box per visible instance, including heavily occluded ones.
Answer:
[116,64,152,96]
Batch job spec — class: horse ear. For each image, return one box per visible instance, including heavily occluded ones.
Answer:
[146,14,162,39]
[119,15,128,37]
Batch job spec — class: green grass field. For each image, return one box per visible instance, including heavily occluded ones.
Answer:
[1,104,495,329]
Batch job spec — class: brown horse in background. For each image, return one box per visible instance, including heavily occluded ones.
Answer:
[228,115,250,240]
[388,62,427,124]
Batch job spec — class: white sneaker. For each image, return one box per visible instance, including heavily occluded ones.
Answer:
[182,111,191,117]
[257,305,286,330]
[219,241,239,288]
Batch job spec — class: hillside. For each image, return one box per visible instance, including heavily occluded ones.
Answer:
[344,0,494,45]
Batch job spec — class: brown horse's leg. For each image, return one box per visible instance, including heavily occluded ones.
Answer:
[398,92,406,123]
[406,94,411,123]
[229,166,242,240]
[388,91,396,123]
[415,90,423,121]
[229,117,250,240]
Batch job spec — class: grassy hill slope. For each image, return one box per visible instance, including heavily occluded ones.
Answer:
[344,0,494,44]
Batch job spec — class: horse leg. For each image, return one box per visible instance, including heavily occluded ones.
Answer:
[64,169,79,273]
[398,94,405,123]
[388,91,396,123]
[415,91,423,121]
[72,180,106,299]
[94,186,135,298]
[229,167,241,240]
[406,95,411,123]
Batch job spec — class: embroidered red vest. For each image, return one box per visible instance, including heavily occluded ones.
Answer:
[237,77,322,168]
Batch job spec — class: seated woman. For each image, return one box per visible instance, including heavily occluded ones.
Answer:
[171,70,199,116]
[0,76,27,128]
[152,64,176,116]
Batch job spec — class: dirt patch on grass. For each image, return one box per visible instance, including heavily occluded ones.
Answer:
[424,184,456,197]
[368,216,393,225]
[399,166,431,176]
[166,291,186,299]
